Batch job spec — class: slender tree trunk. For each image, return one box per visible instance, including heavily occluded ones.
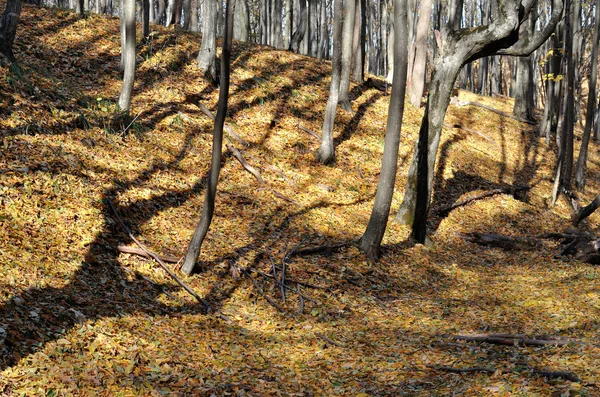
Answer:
[552,0,574,205]
[0,0,21,62]
[118,0,136,112]
[197,0,218,83]
[359,0,408,260]
[407,0,432,106]
[574,0,599,191]
[317,0,327,59]
[513,10,536,121]
[153,0,165,24]
[338,0,356,111]
[289,0,306,52]
[285,0,293,48]
[386,7,394,83]
[143,0,150,37]
[182,0,191,29]
[539,18,562,142]
[307,0,317,55]
[234,0,249,40]
[190,0,198,32]
[182,0,236,275]
[315,0,342,164]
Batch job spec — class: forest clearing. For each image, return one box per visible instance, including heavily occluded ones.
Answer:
[1,2,600,396]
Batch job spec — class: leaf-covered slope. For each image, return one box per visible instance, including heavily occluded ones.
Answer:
[1,4,600,396]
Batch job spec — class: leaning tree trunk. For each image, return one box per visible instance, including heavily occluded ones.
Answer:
[315,0,343,164]
[0,0,21,62]
[359,0,408,260]
[407,0,432,107]
[118,0,136,112]
[574,0,599,191]
[394,0,564,242]
[337,0,356,112]
[181,0,236,275]
[197,0,218,83]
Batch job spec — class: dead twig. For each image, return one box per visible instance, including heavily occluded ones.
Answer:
[196,102,250,146]
[297,284,304,314]
[446,334,585,347]
[427,365,494,374]
[298,124,320,140]
[315,332,345,347]
[428,365,580,382]
[239,266,289,315]
[289,241,353,257]
[118,245,180,263]
[227,144,265,185]
[107,199,211,312]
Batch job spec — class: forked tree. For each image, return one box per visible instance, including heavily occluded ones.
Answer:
[393,0,564,243]
[0,0,21,62]
[358,0,408,260]
[181,0,236,275]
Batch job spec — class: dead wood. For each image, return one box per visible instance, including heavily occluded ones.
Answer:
[239,266,289,315]
[118,245,180,263]
[460,233,540,251]
[243,152,298,188]
[315,332,345,347]
[573,194,600,226]
[297,284,305,314]
[532,370,581,382]
[298,124,320,140]
[451,98,536,125]
[227,144,265,185]
[107,199,211,311]
[438,186,530,215]
[289,241,353,257]
[443,123,497,145]
[196,102,250,147]
[427,365,494,374]
[365,77,389,94]
[447,334,584,347]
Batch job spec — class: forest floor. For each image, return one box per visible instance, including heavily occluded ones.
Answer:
[1,5,600,396]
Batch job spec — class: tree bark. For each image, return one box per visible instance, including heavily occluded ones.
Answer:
[234,0,249,40]
[118,0,136,112]
[190,0,198,32]
[143,0,150,37]
[552,0,574,205]
[407,0,432,106]
[153,0,166,24]
[574,0,599,191]
[181,0,236,275]
[315,0,342,164]
[512,10,536,121]
[197,0,218,83]
[359,0,408,260]
[0,0,21,62]
[394,0,564,242]
[337,0,356,111]
[289,0,306,52]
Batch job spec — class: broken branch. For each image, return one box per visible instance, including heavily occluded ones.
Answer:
[227,144,265,185]
[438,186,530,215]
[118,245,181,263]
[298,124,320,140]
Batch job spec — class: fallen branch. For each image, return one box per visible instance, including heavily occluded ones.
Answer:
[532,370,581,382]
[289,241,353,257]
[438,186,530,215]
[298,124,320,140]
[460,233,541,251]
[365,77,389,94]
[107,199,211,311]
[447,334,583,347]
[227,144,265,185]
[118,245,180,263]
[451,98,536,125]
[239,266,289,315]
[573,194,600,226]
[196,102,250,146]
[243,152,298,188]
[427,365,494,374]
[315,332,345,347]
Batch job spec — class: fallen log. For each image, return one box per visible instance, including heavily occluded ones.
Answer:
[438,185,530,215]
[447,334,584,347]
[460,233,541,251]
[443,123,497,145]
[573,194,600,226]
[428,364,580,382]
[227,145,265,185]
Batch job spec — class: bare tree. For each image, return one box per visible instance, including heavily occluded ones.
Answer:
[315,0,342,164]
[394,0,564,242]
[197,0,218,83]
[118,0,136,112]
[0,0,21,62]
[359,0,408,260]
[182,0,237,275]
[575,0,600,191]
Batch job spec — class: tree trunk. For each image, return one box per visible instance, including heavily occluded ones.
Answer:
[143,0,150,37]
[153,0,165,24]
[234,0,249,40]
[307,0,317,55]
[197,0,218,83]
[315,0,342,164]
[407,0,432,107]
[190,0,198,32]
[512,10,536,121]
[386,7,394,83]
[394,0,564,241]
[289,0,306,52]
[574,0,599,191]
[285,0,293,48]
[338,0,356,111]
[359,0,408,260]
[0,0,21,62]
[181,0,236,275]
[551,0,574,205]
[317,0,327,59]
[165,0,174,26]
[118,0,136,112]
[76,0,84,16]
[182,0,191,30]
[539,17,562,142]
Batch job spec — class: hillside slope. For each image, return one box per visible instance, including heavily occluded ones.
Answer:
[1,5,600,396]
